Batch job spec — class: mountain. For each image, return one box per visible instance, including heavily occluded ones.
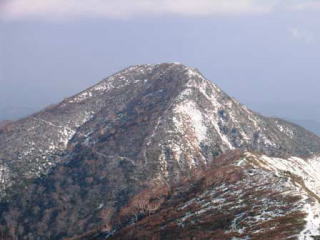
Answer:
[0,63,319,239]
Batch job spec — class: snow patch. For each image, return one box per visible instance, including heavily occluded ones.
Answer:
[299,200,320,240]
[173,100,207,143]
[255,155,320,197]
[276,122,295,138]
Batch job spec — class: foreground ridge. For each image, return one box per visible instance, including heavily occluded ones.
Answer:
[69,152,320,240]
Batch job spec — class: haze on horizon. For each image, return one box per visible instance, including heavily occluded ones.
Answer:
[1,0,320,134]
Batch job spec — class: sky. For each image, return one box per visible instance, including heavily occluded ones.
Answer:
[0,0,320,132]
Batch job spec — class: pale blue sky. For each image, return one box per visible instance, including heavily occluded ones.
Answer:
[0,1,320,130]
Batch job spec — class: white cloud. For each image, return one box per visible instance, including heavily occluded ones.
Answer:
[0,0,267,20]
[0,0,319,21]
[289,27,316,44]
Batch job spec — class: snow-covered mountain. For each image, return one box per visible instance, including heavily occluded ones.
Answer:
[0,63,319,239]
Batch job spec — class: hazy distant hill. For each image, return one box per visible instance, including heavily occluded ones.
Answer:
[0,106,36,121]
[290,119,320,136]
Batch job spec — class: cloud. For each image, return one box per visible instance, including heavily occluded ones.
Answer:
[289,27,316,44]
[0,0,269,20]
[0,0,319,21]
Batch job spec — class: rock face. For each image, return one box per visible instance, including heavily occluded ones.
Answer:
[0,63,319,239]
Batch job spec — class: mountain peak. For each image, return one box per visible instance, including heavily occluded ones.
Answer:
[66,62,201,104]
[0,64,320,239]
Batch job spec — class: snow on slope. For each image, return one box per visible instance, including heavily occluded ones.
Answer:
[240,153,320,239]
[103,151,320,240]
[68,64,154,104]
[1,63,320,239]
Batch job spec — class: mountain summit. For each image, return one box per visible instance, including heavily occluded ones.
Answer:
[0,63,319,239]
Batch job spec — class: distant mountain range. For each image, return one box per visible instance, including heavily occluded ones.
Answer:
[0,63,319,240]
